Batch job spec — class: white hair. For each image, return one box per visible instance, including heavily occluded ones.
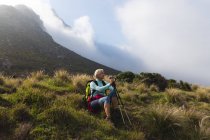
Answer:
[94,69,104,79]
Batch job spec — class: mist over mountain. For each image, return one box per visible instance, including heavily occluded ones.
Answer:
[0,5,119,75]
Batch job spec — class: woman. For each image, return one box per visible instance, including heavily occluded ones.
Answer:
[90,69,118,121]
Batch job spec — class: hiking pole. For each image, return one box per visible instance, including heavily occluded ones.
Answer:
[111,81,132,126]
[116,87,132,126]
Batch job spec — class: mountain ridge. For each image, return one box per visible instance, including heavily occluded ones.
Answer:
[0,5,119,75]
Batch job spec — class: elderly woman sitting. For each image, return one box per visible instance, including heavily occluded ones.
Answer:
[90,69,118,121]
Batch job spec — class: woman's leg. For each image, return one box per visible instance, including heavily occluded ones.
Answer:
[107,90,118,108]
[98,97,111,118]
[111,97,118,108]
[97,90,118,118]
[90,99,101,111]
[104,103,111,118]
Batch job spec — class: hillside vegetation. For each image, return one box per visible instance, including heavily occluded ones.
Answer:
[0,70,210,140]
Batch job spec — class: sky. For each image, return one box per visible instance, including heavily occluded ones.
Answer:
[0,0,210,86]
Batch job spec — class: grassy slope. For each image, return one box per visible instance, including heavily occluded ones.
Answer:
[0,70,210,140]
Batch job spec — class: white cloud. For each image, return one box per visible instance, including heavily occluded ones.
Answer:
[116,0,210,85]
[72,16,95,47]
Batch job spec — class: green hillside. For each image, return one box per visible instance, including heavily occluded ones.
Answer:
[0,70,210,140]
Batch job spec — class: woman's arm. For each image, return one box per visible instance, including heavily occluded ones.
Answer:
[105,81,114,91]
[90,81,111,92]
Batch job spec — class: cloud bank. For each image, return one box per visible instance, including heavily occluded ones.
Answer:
[116,0,210,85]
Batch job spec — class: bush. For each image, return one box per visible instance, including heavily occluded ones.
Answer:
[167,79,192,91]
[136,83,148,93]
[0,96,12,107]
[12,88,56,114]
[165,88,187,105]
[0,76,4,85]
[142,105,182,140]
[196,88,210,103]
[192,84,199,91]
[0,85,16,94]
[30,71,47,81]
[138,72,167,91]
[141,105,208,140]
[167,79,179,88]
[149,84,159,92]
[24,92,56,112]
[54,70,71,82]
[12,104,32,122]
[179,80,192,91]
[38,107,77,127]
[117,71,136,83]
[0,108,13,133]
[14,123,32,140]
[29,124,57,140]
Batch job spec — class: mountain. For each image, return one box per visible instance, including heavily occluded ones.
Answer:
[0,5,119,75]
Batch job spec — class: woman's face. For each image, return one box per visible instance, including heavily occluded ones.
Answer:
[97,71,105,80]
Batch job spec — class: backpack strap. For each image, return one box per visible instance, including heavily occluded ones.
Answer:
[102,80,106,86]
[91,80,98,97]
[91,80,106,96]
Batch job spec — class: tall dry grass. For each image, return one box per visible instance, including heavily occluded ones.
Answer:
[195,87,210,103]
[165,88,188,105]
[141,104,209,140]
[54,70,71,82]
[71,74,92,93]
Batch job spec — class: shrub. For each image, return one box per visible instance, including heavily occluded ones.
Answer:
[29,124,57,140]
[0,108,13,133]
[39,107,77,127]
[138,72,167,91]
[0,85,16,94]
[149,84,159,92]
[165,88,187,105]
[167,79,179,88]
[196,88,210,103]
[192,84,199,91]
[142,105,182,140]
[54,70,71,82]
[0,96,12,107]
[138,104,209,140]
[14,123,32,140]
[30,71,47,81]
[23,92,56,111]
[179,80,192,91]
[12,104,32,122]
[12,88,56,114]
[3,77,22,89]
[136,83,148,93]
[116,71,136,83]
[0,76,4,85]
[117,82,136,94]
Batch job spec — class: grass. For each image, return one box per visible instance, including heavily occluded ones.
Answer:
[0,71,209,139]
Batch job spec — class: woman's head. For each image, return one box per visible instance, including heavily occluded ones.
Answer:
[94,69,105,80]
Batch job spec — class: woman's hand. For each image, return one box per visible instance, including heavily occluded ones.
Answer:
[109,78,115,85]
